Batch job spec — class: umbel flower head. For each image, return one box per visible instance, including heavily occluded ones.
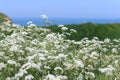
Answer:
[41,14,48,20]
[41,14,52,26]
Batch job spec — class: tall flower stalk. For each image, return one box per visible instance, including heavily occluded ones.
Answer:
[41,14,51,26]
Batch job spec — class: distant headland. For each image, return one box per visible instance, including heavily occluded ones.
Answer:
[0,12,12,24]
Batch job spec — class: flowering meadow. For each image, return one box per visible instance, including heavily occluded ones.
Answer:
[0,22,120,80]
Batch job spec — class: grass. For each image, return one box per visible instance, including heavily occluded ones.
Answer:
[47,23,120,41]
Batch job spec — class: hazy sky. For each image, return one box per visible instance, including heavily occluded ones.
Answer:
[0,0,120,18]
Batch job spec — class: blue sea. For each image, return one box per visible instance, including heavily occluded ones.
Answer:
[12,18,120,26]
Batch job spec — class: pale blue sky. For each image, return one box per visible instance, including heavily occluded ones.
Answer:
[0,0,120,18]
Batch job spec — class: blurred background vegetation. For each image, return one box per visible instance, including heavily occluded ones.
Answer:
[46,23,120,41]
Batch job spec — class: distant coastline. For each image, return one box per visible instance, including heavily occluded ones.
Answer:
[12,18,120,26]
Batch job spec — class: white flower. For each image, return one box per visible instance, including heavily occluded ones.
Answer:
[25,47,35,52]
[74,59,84,68]
[12,23,21,27]
[31,39,39,45]
[104,38,111,43]
[58,25,64,27]
[20,62,31,71]
[44,66,51,69]
[111,48,118,53]
[28,23,36,27]
[115,60,119,66]
[0,51,4,56]
[17,37,25,42]
[90,51,99,59]
[9,45,19,52]
[21,32,28,35]
[25,75,34,80]
[3,21,11,26]
[0,62,6,70]
[15,70,27,78]
[54,67,62,71]
[39,42,47,49]
[77,74,83,80]
[26,54,36,61]
[61,27,68,31]
[27,21,33,25]
[27,21,36,27]
[39,56,46,61]
[87,65,94,70]
[102,48,108,52]
[10,33,17,38]
[85,72,95,78]
[6,77,11,80]
[45,74,56,80]
[63,62,73,69]
[91,51,99,57]
[65,32,71,36]
[31,63,40,70]
[56,75,68,80]
[98,65,115,75]
[70,29,77,33]
[56,54,67,59]
[41,14,48,20]
[7,60,17,65]
[45,33,57,41]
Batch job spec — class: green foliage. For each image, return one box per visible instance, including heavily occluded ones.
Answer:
[47,23,120,41]
[0,18,5,24]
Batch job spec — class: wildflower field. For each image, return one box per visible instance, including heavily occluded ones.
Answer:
[0,22,120,80]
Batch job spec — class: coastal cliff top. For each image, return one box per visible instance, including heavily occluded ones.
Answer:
[0,12,12,24]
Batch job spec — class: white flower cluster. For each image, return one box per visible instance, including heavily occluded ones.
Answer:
[0,23,120,80]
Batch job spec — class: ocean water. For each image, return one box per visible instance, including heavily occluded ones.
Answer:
[12,18,120,26]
